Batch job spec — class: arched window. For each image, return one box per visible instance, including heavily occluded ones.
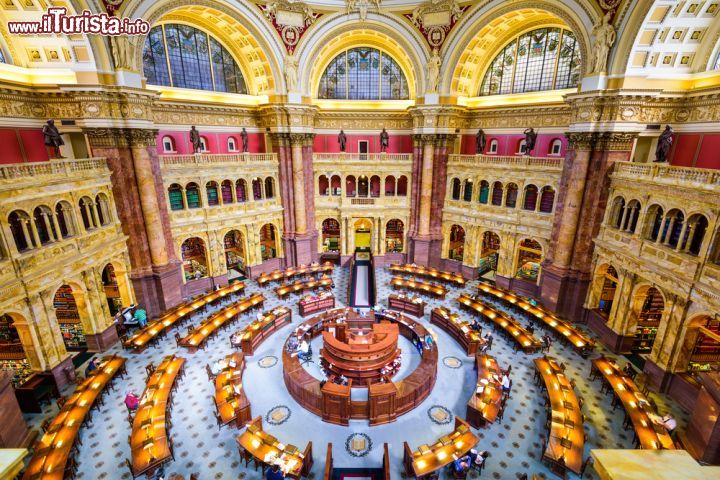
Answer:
[451,178,461,201]
[322,219,341,253]
[331,175,342,196]
[661,209,685,248]
[0,49,5,64]
[346,176,357,197]
[682,214,708,255]
[206,181,219,206]
[488,139,499,154]
[370,175,380,198]
[168,184,184,210]
[448,225,465,262]
[478,180,490,204]
[162,136,175,153]
[227,137,238,152]
[539,186,555,213]
[143,24,248,93]
[397,176,408,196]
[609,197,626,229]
[623,200,641,233]
[79,197,97,229]
[516,239,543,282]
[463,180,473,202]
[185,183,201,208]
[319,175,330,196]
[236,179,247,202]
[55,201,75,238]
[199,136,209,152]
[265,177,275,199]
[318,47,409,100]
[9,210,32,251]
[358,176,369,197]
[95,194,111,226]
[480,27,581,96]
[645,205,664,241]
[517,139,527,155]
[523,185,539,210]
[33,206,56,244]
[252,178,263,200]
[549,139,563,156]
[180,237,208,281]
[385,176,396,196]
[491,182,503,206]
[505,183,519,208]
[221,180,234,204]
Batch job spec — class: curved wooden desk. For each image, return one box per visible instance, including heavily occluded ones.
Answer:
[214,352,251,427]
[237,416,312,479]
[477,282,595,355]
[23,356,126,480]
[402,417,478,479]
[230,306,292,355]
[321,323,400,383]
[282,308,437,425]
[430,307,484,355]
[275,277,333,299]
[257,262,334,286]
[389,264,466,286]
[466,354,504,428]
[390,276,447,299]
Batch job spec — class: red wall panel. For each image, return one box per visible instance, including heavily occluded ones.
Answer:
[313,134,412,153]
[459,133,567,157]
[695,134,720,170]
[670,134,700,167]
[0,129,24,164]
[156,130,266,154]
[19,129,49,162]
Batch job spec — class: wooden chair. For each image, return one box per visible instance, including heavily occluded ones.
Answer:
[145,363,155,376]
[213,411,224,430]
[579,456,593,477]
[41,419,51,433]
[56,396,67,410]
[125,459,138,479]
[237,445,253,467]
[175,333,182,347]
[206,364,215,381]
[63,456,78,480]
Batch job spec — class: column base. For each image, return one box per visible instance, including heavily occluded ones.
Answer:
[584,309,635,353]
[642,359,674,393]
[538,264,590,320]
[0,372,30,448]
[246,258,284,278]
[130,262,183,318]
[85,323,119,352]
[50,355,76,391]
[408,236,442,267]
[284,232,319,266]
[495,275,539,298]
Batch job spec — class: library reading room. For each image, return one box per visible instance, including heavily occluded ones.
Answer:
[2,1,720,479]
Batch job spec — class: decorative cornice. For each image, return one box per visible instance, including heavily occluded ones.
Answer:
[83,128,159,149]
[565,131,637,151]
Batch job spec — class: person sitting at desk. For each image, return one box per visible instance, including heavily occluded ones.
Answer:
[623,363,636,378]
[501,374,511,395]
[286,336,299,352]
[266,464,285,480]
[453,455,470,474]
[481,332,493,353]
[468,449,489,467]
[134,307,147,328]
[526,323,535,335]
[655,413,677,432]
[85,357,101,376]
[298,339,311,361]
[124,391,139,411]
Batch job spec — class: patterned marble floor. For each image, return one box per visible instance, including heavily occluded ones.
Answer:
[22,266,688,480]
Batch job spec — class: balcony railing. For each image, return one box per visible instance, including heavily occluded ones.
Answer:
[160,153,277,167]
[448,154,563,170]
[612,163,720,190]
[0,158,108,183]
[313,153,413,163]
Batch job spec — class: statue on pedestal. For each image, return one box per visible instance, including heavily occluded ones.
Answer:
[42,119,64,158]
[189,126,201,154]
[591,12,616,74]
[241,128,249,153]
[523,128,538,154]
[427,48,441,93]
[655,125,674,163]
[338,130,347,152]
[380,128,389,153]
[475,129,486,154]
[284,54,299,92]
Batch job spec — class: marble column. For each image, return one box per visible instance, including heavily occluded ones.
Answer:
[84,128,182,318]
[540,132,636,319]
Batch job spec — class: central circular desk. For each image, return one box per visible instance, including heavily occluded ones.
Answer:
[282,308,438,426]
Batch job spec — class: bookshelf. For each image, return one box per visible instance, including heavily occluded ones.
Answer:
[385,220,404,253]
[632,327,658,353]
[690,318,720,367]
[638,288,664,326]
[181,238,208,280]
[0,358,32,387]
[322,219,341,253]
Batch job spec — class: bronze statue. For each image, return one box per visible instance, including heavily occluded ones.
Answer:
[655,125,673,163]
[338,129,347,152]
[476,129,487,154]
[241,127,249,153]
[189,126,201,153]
[380,128,389,153]
[43,119,64,158]
[523,128,538,154]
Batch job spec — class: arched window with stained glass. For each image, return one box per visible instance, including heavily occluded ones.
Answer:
[479,27,581,96]
[318,47,409,100]
[143,24,248,94]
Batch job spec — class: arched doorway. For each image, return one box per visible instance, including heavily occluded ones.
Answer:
[629,286,665,354]
[224,230,246,281]
[260,224,278,260]
[680,315,720,375]
[596,265,619,319]
[479,231,500,280]
[181,237,209,281]
[385,219,404,253]
[448,225,465,262]
[515,239,543,283]
[0,313,32,386]
[354,219,372,251]
[101,264,122,316]
[53,285,87,351]
[321,219,341,253]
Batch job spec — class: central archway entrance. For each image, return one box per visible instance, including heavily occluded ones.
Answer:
[354,218,372,251]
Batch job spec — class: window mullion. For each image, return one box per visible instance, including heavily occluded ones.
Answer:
[161,25,173,87]
[551,29,563,90]
[207,33,216,91]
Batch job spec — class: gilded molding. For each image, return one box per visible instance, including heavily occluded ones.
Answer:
[84,128,130,148]
[565,131,637,151]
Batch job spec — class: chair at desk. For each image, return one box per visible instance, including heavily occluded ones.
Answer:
[299,345,314,365]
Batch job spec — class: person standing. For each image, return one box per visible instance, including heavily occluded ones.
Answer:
[380,128,389,152]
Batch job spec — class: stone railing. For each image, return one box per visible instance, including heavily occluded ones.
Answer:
[160,153,277,167]
[612,162,720,190]
[0,158,108,183]
[313,153,413,164]
[448,154,563,170]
